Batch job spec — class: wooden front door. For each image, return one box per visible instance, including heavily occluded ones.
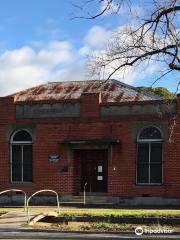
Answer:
[80,150,108,193]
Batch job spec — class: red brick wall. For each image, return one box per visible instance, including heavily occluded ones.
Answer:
[0,95,179,199]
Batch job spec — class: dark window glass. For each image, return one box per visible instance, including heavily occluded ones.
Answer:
[23,145,33,182]
[137,163,149,183]
[137,143,149,163]
[13,130,32,142]
[139,127,162,140]
[150,163,162,184]
[12,144,33,182]
[150,143,162,163]
[12,145,22,182]
[137,127,163,185]
[150,143,162,183]
[11,130,33,182]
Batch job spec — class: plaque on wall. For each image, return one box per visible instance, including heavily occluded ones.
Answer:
[49,155,60,163]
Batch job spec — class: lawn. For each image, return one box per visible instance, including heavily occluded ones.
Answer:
[55,209,180,218]
[33,221,180,232]
[1,207,180,218]
[1,207,180,232]
[31,208,180,232]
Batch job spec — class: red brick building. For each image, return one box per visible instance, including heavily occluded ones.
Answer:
[0,79,179,206]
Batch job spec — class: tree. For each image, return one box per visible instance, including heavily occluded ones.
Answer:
[73,0,180,91]
[136,86,174,99]
[72,1,179,142]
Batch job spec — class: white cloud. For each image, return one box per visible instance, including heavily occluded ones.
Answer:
[0,25,113,96]
[107,62,162,85]
[0,23,173,96]
[37,41,74,67]
[84,26,111,49]
[0,40,77,96]
[52,62,87,82]
[79,25,112,63]
[79,46,90,56]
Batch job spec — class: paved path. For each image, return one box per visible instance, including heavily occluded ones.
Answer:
[0,231,179,239]
[0,211,34,229]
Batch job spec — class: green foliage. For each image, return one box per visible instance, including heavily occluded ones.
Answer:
[57,209,180,218]
[137,86,174,99]
[91,222,111,230]
[50,222,179,232]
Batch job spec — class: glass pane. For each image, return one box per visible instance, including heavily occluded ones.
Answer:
[23,145,33,182]
[12,145,22,182]
[137,163,149,184]
[150,163,162,184]
[139,127,162,140]
[137,143,149,163]
[151,143,162,163]
[13,130,32,142]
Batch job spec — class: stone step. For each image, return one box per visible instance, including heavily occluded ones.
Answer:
[61,196,110,204]
[60,203,114,208]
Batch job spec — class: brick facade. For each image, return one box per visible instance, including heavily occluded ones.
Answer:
[0,89,179,203]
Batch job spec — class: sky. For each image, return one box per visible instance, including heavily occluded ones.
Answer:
[0,0,179,96]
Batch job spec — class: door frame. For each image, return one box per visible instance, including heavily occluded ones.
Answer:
[80,149,108,193]
[72,145,112,195]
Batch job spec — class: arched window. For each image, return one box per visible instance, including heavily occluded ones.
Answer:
[136,126,163,185]
[10,130,33,182]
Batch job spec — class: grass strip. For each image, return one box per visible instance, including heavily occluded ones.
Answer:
[57,209,180,218]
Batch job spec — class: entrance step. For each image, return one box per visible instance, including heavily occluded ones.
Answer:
[61,195,114,207]
[69,196,108,203]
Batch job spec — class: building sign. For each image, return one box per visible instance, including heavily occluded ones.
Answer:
[49,155,60,163]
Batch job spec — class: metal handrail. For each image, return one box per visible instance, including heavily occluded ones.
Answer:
[26,189,60,223]
[0,189,27,211]
[83,182,87,208]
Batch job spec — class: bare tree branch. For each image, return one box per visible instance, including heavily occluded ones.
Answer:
[82,0,180,84]
[71,0,127,20]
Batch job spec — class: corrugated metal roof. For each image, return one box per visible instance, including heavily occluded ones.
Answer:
[12,79,161,103]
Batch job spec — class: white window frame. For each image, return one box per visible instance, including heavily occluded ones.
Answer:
[10,129,33,183]
[136,126,163,185]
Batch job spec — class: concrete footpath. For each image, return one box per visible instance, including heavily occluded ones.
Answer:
[0,211,34,229]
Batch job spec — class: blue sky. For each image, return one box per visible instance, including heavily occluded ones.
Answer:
[0,0,179,95]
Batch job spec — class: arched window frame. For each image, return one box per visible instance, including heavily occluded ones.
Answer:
[136,126,163,185]
[10,129,33,183]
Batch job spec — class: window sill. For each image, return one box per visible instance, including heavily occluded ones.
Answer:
[135,183,164,187]
[10,182,33,185]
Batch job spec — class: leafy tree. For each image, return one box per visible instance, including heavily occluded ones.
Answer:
[136,86,174,99]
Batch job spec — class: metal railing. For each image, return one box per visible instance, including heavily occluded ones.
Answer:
[26,189,60,223]
[83,182,87,208]
[0,189,27,211]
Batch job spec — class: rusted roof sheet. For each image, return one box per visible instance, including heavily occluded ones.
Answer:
[12,79,161,103]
